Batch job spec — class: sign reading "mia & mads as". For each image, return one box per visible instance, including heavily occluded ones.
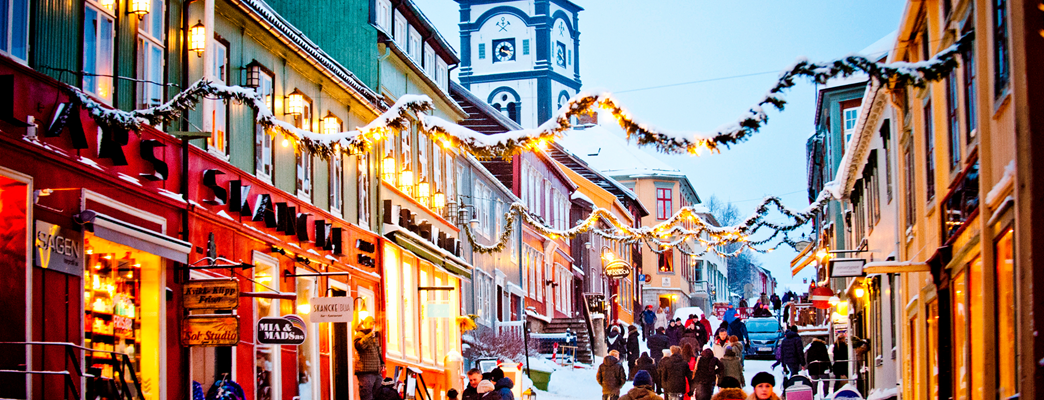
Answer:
[183,279,239,310]
[257,315,307,345]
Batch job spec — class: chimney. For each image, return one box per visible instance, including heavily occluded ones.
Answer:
[576,110,598,127]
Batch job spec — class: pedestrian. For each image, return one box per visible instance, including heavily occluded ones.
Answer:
[805,337,831,397]
[374,378,402,400]
[635,352,660,394]
[620,370,663,400]
[699,315,713,342]
[728,335,745,367]
[656,307,669,331]
[720,347,744,388]
[748,372,781,400]
[711,328,729,359]
[779,326,805,378]
[353,316,385,400]
[781,291,792,304]
[649,327,671,364]
[711,376,747,400]
[666,320,682,346]
[462,368,482,400]
[642,306,658,339]
[490,367,514,400]
[760,292,770,305]
[658,346,692,400]
[738,298,748,308]
[679,328,701,357]
[832,333,850,393]
[448,388,459,400]
[597,350,627,400]
[607,325,627,356]
[476,380,501,400]
[691,348,723,400]
[727,315,750,348]
[685,314,697,330]
[627,325,641,379]
[681,344,698,400]
[692,318,709,348]
[770,294,781,314]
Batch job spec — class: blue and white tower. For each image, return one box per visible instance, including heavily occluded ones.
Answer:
[456,0,583,129]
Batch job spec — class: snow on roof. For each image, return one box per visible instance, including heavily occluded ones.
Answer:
[556,124,685,178]
[570,190,595,205]
[859,30,898,61]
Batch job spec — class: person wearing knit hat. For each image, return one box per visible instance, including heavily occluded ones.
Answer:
[476,380,501,400]
[619,370,662,400]
[713,376,748,400]
[748,372,780,400]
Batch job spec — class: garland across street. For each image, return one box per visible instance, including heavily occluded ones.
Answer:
[67,33,971,256]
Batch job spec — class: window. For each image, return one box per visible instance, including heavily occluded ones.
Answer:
[952,270,968,400]
[383,244,401,355]
[330,154,342,214]
[474,181,491,238]
[946,71,961,169]
[656,188,672,220]
[401,128,412,186]
[924,100,935,200]
[83,3,115,103]
[375,0,391,32]
[962,25,977,142]
[0,0,28,61]
[207,39,229,157]
[993,0,1010,96]
[881,121,893,202]
[478,43,485,60]
[444,152,455,207]
[254,70,275,181]
[436,59,448,91]
[408,28,421,61]
[401,256,418,359]
[418,132,429,190]
[296,274,319,400]
[358,154,370,226]
[136,0,165,109]
[658,249,673,273]
[253,252,281,399]
[423,44,435,76]
[295,96,313,201]
[995,229,1017,399]
[393,11,406,46]
[843,107,859,145]
[522,39,530,55]
[904,144,917,229]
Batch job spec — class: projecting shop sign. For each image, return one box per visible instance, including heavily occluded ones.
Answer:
[34,220,82,276]
[181,315,239,346]
[257,315,307,345]
[183,279,239,310]
[308,297,353,323]
[829,258,867,278]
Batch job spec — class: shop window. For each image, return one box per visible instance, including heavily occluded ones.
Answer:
[253,252,281,400]
[927,300,939,399]
[953,270,969,400]
[419,263,433,365]
[435,273,449,366]
[296,274,319,400]
[254,70,275,182]
[83,234,161,398]
[969,257,985,400]
[383,244,401,355]
[995,229,1017,398]
[402,256,419,360]
[83,3,115,103]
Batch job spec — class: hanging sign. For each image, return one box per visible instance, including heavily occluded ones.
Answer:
[603,260,632,279]
[183,279,240,310]
[829,258,866,278]
[34,221,82,277]
[257,315,307,345]
[308,297,353,323]
[181,315,239,346]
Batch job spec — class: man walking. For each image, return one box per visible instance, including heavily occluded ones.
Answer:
[779,326,806,378]
[354,316,384,400]
[641,305,657,339]
[462,369,482,400]
[627,325,641,379]
[597,350,627,400]
[648,327,670,364]
[658,346,692,400]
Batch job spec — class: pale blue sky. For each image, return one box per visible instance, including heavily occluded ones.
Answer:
[415,0,906,292]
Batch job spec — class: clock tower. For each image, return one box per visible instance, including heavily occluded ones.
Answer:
[456,0,583,129]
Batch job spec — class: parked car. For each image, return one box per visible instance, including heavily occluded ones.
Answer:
[744,317,783,358]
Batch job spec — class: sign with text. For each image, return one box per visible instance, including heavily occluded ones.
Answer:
[181,315,239,346]
[829,258,867,278]
[183,279,239,310]
[604,260,632,279]
[257,315,307,345]
[308,297,353,323]
[34,220,82,276]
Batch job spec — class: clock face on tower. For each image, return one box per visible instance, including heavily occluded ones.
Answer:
[556,42,567,68]
[492,39,515,63]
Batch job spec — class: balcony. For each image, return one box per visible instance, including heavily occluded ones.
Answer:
[690,281,709,294]
[941,159,979,244]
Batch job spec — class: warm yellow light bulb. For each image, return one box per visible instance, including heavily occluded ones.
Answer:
[297,304,311,314]
[282,138,290,148]
[854,287,866,298]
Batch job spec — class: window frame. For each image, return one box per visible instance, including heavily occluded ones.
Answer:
[254,67,275,182]
[0,0,29,62]
[358,153,370,227]
[206,37,231,158]
[330,153,343,215]
[656,188,672,220]
[83,2,116,103]
[945,70,961,170]
[923,99,936,201]
[843,107,860,145]
[136,0,166,111]
[992,0,1010,98]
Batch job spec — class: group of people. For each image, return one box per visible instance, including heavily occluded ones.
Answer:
[598,307,772,400]
[456,367,516,400]
[772,326,851,397]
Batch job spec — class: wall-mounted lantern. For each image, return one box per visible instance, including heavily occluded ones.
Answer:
[128,0,150,18]
[285,89,305,116]
[189,21,206,57]
[382,155,396,184]
[322,112,341,135]
[245,61,263,88]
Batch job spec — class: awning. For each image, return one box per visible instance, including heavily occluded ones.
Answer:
[387,230,471,279]
[862,261,930,274]
[93,213,192,263]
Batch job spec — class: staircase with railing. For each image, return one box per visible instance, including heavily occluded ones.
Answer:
[0,341,144,400]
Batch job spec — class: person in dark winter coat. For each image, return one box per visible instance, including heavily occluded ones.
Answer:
[738,298,748,308]
[635,352,660,394]
[720,347,744,387]
[627,325,642,379]
[354,317,385,400]
[679,328,701,358]
[607,325,627,358]
[657,346,692,399]
[620,370,663,400]
[666,320,683,346]
[726,317,750,347]
[692,348,723,400]
[699,315,713,341]
[642,306,658,339]
[490,368,515,400]
[648,327,671,364]
[476,380,501,400]
[462,369,483,400]
[598,351,627,400]
[692,319,709,348]
[832,334,850,393]
[770,294,781,313]
[779,327,805,377]
[374,378,402,400]
[805,338,831,397]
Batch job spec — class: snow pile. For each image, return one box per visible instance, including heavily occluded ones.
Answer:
[985,160,1016,206]
[866,387,899,400]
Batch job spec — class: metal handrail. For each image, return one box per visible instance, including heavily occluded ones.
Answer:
[0,341,144,400]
